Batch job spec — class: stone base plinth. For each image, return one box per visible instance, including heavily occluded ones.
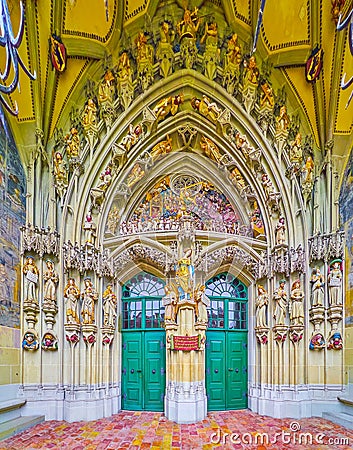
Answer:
[164,381,207,424]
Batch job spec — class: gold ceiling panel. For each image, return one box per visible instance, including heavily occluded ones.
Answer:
[334,33,353,135]
[124,0,149,22]
[262,0,310,51]
[231,0,251,25]
[63,0,117,42]
[49,58,90,136]
[36,1,52,110]
[282,67,319,146]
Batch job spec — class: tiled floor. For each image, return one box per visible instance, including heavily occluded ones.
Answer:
[1,410,353,449]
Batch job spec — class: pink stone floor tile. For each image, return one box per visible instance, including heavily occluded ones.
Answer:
[1,410,353,449]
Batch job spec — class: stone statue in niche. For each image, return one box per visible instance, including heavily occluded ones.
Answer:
[82,98,98,149]
[195,284,210,324]
[163,283,178,324]
[242,55,259,114]
[223,33,242,95]
[53,151,68,198]
[290,279,304,326]
[102,284,117,328]
[275,217,286,246]
[23,256,39,305]
[255,285,269,328]
[201,21,220,80]
[43,259,59,308]
[64,277,80,324]
[200,135,222,163]
[154,95,183,123]
[302,156,315,184]
[191,95,221,123]
[273,279,287,326]
[135,32,154,91]
[310,267,325,307]
[81,278,98,325]
[116,51,134,110]
[328,260,343,306]
[156,21,175,78]
[176,6,201,68]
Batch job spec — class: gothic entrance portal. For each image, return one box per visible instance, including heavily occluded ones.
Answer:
[205,273,248,410]
[121,273,166,411]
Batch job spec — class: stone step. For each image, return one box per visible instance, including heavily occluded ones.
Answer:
[0,415,45,441]
[0,399,26,424]
[322,411,353,429]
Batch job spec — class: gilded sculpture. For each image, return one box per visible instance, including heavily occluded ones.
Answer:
[191,95,221,123]
[154,95,183,122]
[53,151,68,198]
[176,6,201,68]
[200,135,222,163]
[223,33,242,94]
[135,32,154,91]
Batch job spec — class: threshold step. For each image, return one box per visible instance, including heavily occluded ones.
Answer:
[0,415,45,441]
[323,411,353,429]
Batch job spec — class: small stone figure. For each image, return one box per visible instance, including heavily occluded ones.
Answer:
[195,285,210,324]
[328,260,343,306]
[290,279,304,326]
[98,69,115,106]
[83,211,97,244]
[64,127,80,160]
[127,163,145,188]
[64,278,80,324]
[200,135,222,163]
[302,156,315,184]
[243,55,259,86]
[191,95,221,123]
[156,21,175,78]
[120,123,143,151]
[275,217,286,246]
[310,267,325,307]
[276,105,290,132]
[255,285,269,328]
[154,95,183,122]
[22,331,39,351]
[309,332,325,350]
[82,98,98,129]
[150,135,173,161]
[273,279,287,326]
[289,132,303,166]
[117,51,133,83]
[106,205,120,234]
[176,6,201,68]
[223,33,242,94]
[201,21,220,80]
[81,278,98,325]
[176,248,194,300]
[163,284,178,324]
[102,284,117,327]
[53,151,68,198]
[259,81,274,109]
[23,256,39,304]
[43,259,59,307]
[327,331,343,350]
[135,31,154,90]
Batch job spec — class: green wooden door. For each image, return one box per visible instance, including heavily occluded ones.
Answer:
[206,331,247,410]
[122,331,165,411]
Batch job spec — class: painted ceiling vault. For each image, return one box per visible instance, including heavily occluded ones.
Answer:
[0,0,352,175]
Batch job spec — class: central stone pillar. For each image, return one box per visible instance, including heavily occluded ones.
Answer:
[164,214,208,423]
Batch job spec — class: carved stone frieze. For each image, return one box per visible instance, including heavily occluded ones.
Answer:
[21,223,60,257]
[308,231,344,263]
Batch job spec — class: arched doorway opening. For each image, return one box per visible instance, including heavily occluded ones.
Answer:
[205,273,248,411]
[121,272,166,411]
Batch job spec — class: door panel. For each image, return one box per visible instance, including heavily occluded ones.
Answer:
[122,331,165,411]
[206,331,226,410]
[206,331,247,410]
[122,333,143,410]
[144,332,165,411]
